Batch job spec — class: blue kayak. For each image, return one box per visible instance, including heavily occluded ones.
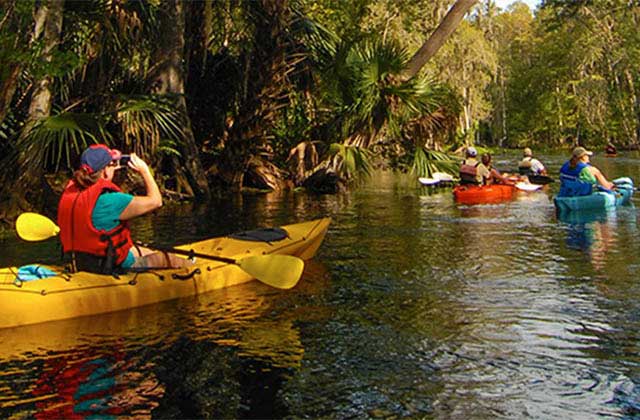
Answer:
[554,177,634,212]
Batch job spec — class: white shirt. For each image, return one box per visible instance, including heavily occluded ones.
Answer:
[519,156,545,174]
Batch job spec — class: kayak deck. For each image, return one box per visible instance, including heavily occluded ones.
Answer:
[0,217,331,329]
[554,178,634,212]
[554,189,633,212]
[453,184,516,205]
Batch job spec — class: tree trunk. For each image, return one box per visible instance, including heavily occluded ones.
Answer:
[0,64,20,124]
[11,0,63,213]
[27,0,62,120]
[403,0,477,80]
[555,85,564,142]
[150,0,210,200]
[624,68,639,147]
[216,0,293,191]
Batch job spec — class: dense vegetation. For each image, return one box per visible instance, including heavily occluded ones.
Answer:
[1,0,639,222]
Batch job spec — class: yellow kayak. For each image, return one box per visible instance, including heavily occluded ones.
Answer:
[0,217,331,329]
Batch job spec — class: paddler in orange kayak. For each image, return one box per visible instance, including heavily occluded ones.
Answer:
[479,153,518,186]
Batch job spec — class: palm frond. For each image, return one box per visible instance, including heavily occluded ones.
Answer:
[411,147,459,178]
[320,37,448,147]
[15,112,110,171]
[328,142,372,179]
[115,95,183,156]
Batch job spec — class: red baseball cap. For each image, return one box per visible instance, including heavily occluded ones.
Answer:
[80,144,122,173]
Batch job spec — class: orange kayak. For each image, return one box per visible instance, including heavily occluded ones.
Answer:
[453,184,516,205]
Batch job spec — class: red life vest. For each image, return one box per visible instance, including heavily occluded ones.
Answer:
[459,159,481,185]
[57,178,133,270]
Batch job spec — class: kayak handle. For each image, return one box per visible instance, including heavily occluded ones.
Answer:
[172,268,202,281]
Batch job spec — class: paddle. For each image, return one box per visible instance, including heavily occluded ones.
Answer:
[418,177,441,186]
[15,212,304,289]
[515,182,543,192]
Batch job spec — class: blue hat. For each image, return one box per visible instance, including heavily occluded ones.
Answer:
[467,146,477,157]
[80,144,122,173]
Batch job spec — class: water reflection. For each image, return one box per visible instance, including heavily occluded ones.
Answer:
[0,260,330,418]
[557,207,633,271]
[4,153,640,418]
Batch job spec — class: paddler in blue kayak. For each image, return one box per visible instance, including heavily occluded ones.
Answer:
[57,144,192,273]
[558,146,615,197]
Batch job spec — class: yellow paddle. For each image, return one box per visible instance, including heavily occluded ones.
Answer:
[15,212,304,289]
[16,212,60,241]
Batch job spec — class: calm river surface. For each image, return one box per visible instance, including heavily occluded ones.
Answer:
[2,151,640,419]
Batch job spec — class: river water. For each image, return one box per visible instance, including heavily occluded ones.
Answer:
[1,151,640,419]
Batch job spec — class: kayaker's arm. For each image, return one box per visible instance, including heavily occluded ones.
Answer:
[119,154,163,221]
[588,166,615,191]
[491,168,516,185]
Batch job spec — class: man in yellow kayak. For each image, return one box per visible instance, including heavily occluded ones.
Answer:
[57,144,191,273]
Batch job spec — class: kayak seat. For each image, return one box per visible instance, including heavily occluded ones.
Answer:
[229,227,289,243]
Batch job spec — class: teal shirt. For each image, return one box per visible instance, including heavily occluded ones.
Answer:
[92,192,135,267]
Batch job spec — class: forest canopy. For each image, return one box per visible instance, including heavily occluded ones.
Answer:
[1,0,639,220]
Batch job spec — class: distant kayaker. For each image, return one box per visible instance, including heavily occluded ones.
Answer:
[605,142,617,155]
[57,144,192,273]
[518,147,547,176]
[558,146,615,197]
[459,146,488,185]
[479,153,516,185]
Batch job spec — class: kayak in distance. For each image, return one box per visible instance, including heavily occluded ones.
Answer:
[514,182,543,192]
[0,217,331,329]
[418,172,456,187]
[554,178,634,213]
[527,174,555,185]
[453,184,516,205]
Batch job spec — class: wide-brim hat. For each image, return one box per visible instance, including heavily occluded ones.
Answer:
[572,146,593,159]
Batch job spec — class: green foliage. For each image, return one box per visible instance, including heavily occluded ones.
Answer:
[411,147,459,178]
[496,1,640,148]
[302,0,372,41]
[0,0,37,78]
[328,142,372,179]
[319,37,447,148]
[271,91,313,165]
[16,112,110,171]
[5,0,640,200]
[115,95,184,157]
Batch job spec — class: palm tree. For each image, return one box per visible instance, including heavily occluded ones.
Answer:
[148,0,210,199]
[1,0,207,217]
[290,23,459,187]
[403,0,478,81]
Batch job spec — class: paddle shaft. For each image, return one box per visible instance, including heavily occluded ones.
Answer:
[135,242,237,264]
[16,212,305,289]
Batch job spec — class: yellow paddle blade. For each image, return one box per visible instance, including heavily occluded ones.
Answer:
[237,254,305,289]
[16,212,60,242]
